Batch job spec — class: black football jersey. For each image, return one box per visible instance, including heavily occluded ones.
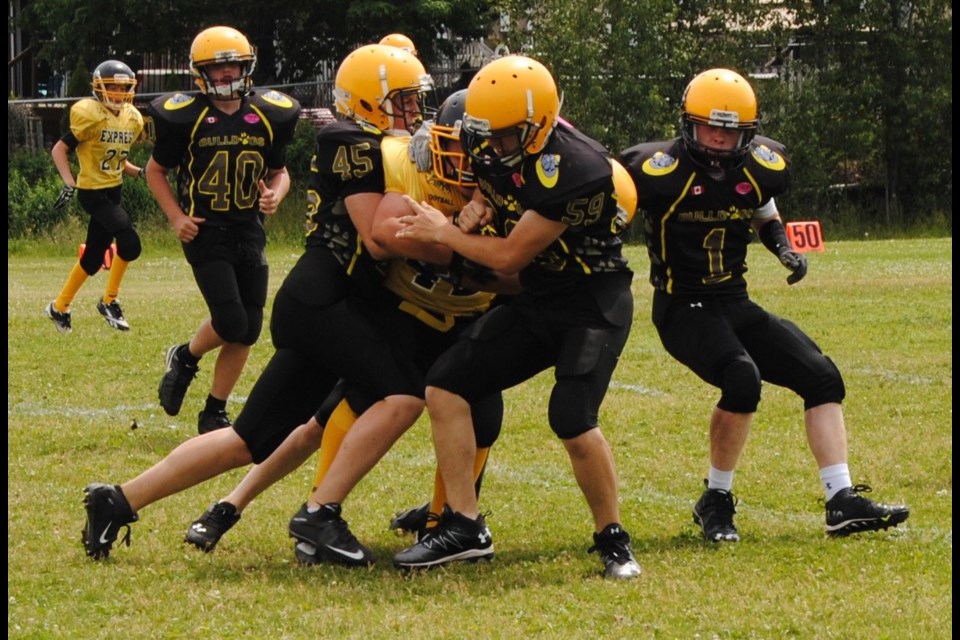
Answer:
[618,136,790,296]
[298,119,393,296]
[148,89,301,226]
[472,122,631,294]
[303,120,387,262]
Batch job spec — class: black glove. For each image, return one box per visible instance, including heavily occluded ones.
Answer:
[778,250,808,285]
[759,218,808,285]
[53,185,76,210]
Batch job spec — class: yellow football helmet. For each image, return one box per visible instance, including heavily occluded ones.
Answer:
[461,55,560,172]
[334,44,433,133]
[190,26,257,99]
[379,33,418,58]
[610,159,637,227]
[92,60,137,110]
[681,68,759,166]
[430,90,475,187]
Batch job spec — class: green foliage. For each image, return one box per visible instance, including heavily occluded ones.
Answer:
[17,0,496,82]
[6,143,161,238]
[66,58,89,97]
[491,0,952,230]
[8,146,58,184]
[7,240,952,638]
[285,119,319,186]
[6,138,315,241]
[7,170,69,237]
[10,0,952,231]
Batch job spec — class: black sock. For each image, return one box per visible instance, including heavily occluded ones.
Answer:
[204,395,226,414]
[179,344,200,367]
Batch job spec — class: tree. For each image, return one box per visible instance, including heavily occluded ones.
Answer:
[14,0,951,227]
[17,0,497,83]
[774,0,953,226]
[490,0,951,227]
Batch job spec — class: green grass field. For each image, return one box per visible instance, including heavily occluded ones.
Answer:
[8,238,952,639]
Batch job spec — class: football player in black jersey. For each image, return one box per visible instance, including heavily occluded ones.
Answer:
[79,43,433,562]
[618,68,909,543]
[393,56,641,579]
[184,89,515,566]
[144,26,301,435]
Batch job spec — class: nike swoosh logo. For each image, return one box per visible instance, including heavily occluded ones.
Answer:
[98,522,113,544]
[324,544,365,560]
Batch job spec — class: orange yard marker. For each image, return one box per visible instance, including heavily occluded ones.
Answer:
[786,221,825,253]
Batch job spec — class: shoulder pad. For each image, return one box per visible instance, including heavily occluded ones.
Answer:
[528,130,611,200]
[618,140,678,177]
[250,90,301,123]
[68,99,103,138]
[70,98,101,121]
[148,92,203,124]
[748,136,788,172]
[754,135,787,156]
[317,120,384,147]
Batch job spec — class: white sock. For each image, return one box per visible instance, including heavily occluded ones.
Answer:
[820,463,852,501]
[707,467,735,492]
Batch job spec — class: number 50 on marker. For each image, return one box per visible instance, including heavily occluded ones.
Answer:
[786,221,825,253]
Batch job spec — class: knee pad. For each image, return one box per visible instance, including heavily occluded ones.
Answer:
[239,263,270,309]
[555,327,624,378]
[113,227,141,262]
[210,301,250,344]
[239,305,263,345]
[470,393,504,449]
[314,380,348,425]
[799,356,846,410]
[79,249,104,275]
[548,377,597,439]
[717,354,762,413]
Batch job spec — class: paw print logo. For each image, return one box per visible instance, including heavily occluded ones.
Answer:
[239,132,250,145]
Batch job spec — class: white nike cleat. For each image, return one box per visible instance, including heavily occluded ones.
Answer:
[288,503,376,567]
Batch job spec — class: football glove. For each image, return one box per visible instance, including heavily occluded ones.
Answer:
[408,120,434,172]
[779,250,808,285]
[759,218,808,285]
[53,185,76,210]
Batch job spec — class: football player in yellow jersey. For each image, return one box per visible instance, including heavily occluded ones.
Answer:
[45,59,145,333]
[178,90,518,565]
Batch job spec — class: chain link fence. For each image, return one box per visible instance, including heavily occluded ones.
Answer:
[8,67,476,155]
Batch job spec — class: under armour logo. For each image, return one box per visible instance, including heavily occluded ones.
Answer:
[479,529,491,544]
[689,302,703,308]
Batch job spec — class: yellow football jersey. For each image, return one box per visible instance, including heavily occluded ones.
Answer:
[69,98,144,189]
[380,136,495,321]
